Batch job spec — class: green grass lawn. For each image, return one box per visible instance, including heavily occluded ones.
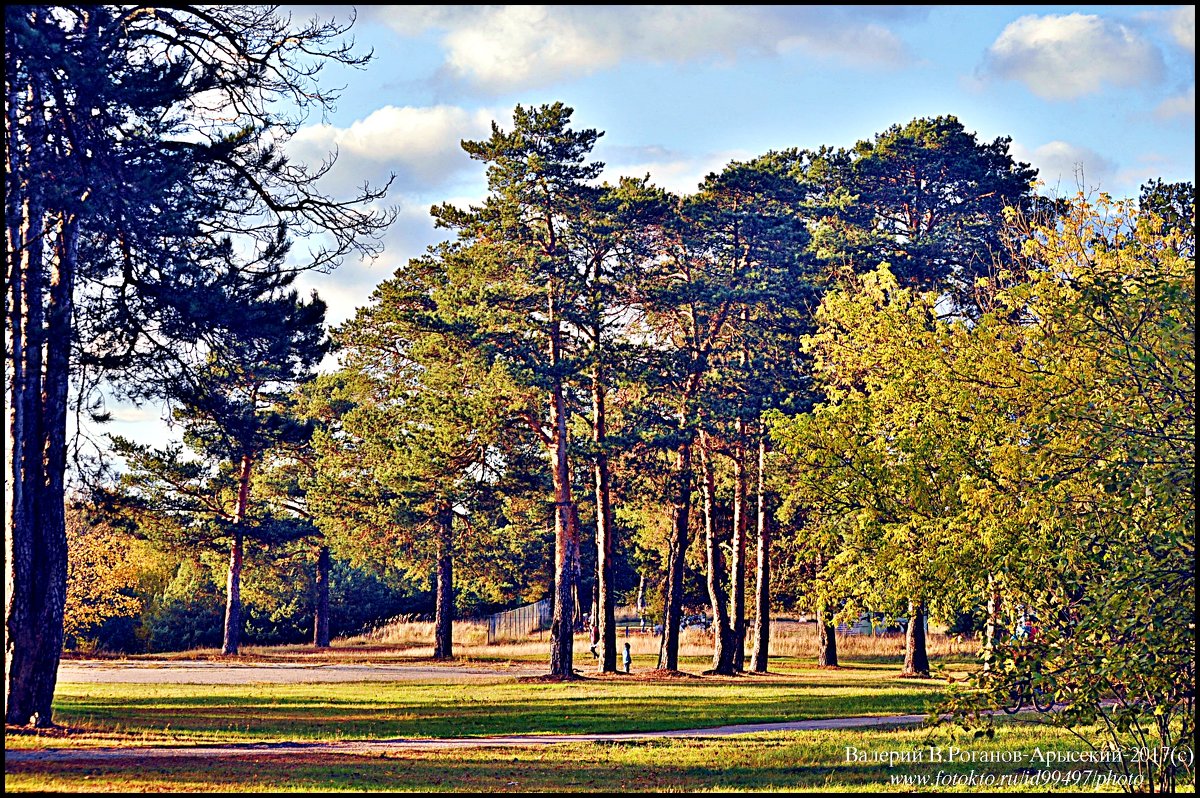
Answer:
[6,657,1184,793]
[8,660,943,747]
[6,725,1162,793]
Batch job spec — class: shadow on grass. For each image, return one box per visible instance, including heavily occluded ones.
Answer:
[54,681,944,742]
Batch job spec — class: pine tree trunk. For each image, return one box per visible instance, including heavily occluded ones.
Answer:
[730,421,748,672]
[6,97,48,725]
[222,454,253,656]
[223,532,244,655]
[313,544,330,648]
[701,433,738,675]
[30,218,76,723]
[433,504,454,660]
[594,370,616,672]
[817,605,839,667]
[903,600,930,677]
[5,182,73,726]
[750,434,771,672]
[547,306,577,677]
[658,440,691,672]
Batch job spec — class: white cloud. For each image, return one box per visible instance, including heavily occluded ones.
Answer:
[288,105,501,196]
[1156,85,1195,120]
[600,145,749,196]
[368,6,919,91]
[1012,140,1118,194]
[1166,5,1195,54]
[980,13,1164,100]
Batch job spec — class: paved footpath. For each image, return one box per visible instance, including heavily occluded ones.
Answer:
[6,712,932,763]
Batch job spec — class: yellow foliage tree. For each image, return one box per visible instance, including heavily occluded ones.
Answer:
[63,505,142,649]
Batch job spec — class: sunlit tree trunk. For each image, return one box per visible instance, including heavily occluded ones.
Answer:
[222,454,254,655]
[750,433,771,672]
[982,575,1000,673]
[701,432,738,675]
[548,302,578,678]
[593,368,616,672]
[658,436,692,672]
[313,544,330,648]
[433,503,454,660]
[730,421,748,672]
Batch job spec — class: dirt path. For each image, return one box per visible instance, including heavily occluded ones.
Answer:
[56,658,543,684]
[6,712,932,763]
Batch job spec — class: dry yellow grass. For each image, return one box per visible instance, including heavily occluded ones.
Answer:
[337,615,978,663]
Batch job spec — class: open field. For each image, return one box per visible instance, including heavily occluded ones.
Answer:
[9,631,1178,793]
[9,659,945,748]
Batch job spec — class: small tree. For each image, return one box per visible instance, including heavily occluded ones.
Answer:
[309,249,538,660]
[112,282,328,655]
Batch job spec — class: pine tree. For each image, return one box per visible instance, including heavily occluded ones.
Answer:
[5,5,390,725]
[430,103,604,678]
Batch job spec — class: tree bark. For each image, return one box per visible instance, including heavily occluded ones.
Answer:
[6,75,49,726]
[433,504,454,660]
[593,368,616,672]
[658,439,692,672]
[223,531,244,656]
[730,420,748,672]
[983,576,1000,674]
[817,605,839,667]
[636,574,645,621]
[313,544,330,648]
[701,432,738,675]
[750,433,771,672]
[5,155,74,725]
[5,171,43,726]
[903,600,930,677]
[29,217,76,723]
[222,454,253,656]
[547,302,578,678]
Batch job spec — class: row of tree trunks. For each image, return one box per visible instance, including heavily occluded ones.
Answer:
[702,423,775,676]
[659,421,776,676]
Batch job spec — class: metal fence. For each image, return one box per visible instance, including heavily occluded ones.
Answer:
[486,598,553,644]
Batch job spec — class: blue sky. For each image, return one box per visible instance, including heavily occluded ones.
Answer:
[102,4,1195,442]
